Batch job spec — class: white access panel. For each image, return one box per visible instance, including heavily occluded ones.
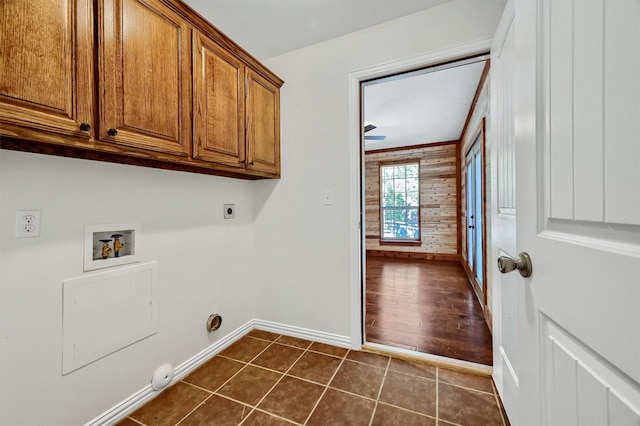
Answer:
[62,261,158,374]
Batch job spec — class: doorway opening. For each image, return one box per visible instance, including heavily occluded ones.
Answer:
[360,54,493,366]
[465,124,487,305]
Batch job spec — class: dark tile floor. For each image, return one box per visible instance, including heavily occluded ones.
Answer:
[117,330,509,426]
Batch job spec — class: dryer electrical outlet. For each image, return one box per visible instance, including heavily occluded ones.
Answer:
[223,204,235,219]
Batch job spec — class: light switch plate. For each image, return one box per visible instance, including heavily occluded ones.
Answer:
[323,190,334,206]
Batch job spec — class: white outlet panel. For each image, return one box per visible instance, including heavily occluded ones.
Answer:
[16,210,41,238]
[224,204,235,219]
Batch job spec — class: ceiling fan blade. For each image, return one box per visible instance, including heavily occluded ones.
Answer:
[364,135,386,140]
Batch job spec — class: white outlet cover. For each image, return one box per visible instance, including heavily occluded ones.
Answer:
[15,210,41,238]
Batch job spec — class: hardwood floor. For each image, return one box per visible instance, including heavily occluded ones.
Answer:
[365,256,493,365]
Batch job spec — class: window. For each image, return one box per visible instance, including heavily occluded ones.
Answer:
[380,161,420,241]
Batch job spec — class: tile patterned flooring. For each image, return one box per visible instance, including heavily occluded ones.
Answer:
[117,330,509,426]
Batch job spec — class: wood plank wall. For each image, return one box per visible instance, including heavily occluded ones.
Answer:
[365,142,459,258]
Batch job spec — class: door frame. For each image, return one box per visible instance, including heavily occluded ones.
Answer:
[347,38,495,351]
[463,120,488,311]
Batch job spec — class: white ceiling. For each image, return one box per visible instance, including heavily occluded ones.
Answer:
[363,58,487,151]
[182,0,452,60]
[182,0,493,152]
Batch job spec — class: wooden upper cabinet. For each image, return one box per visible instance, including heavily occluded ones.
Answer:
[0,0,93,137]
[99,0,191,156]
[193,35,281,177]
[246,69,280,176]
[1,0,282,178]
[192,31,246,167]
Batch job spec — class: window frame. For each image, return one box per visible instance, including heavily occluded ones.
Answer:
[378,160,421,244]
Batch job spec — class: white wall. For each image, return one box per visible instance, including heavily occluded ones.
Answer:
[255,0,506,337]
[0,1,505,424]
[0,151,258,425]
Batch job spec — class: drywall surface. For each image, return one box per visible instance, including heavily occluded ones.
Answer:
[0,151,257,425]
[0,1,506,424]
[256,0,506,338]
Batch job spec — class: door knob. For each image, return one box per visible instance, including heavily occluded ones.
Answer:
[497,252,532,277]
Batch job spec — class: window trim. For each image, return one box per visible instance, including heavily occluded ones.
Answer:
[378,160,421,244]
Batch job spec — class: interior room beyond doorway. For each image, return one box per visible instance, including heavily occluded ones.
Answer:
[361,55,492,366]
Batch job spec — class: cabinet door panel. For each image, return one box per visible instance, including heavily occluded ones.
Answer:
[246,70,280,175]
[193,32,245,167]
[100,0,190,155]
[0,0,93,136]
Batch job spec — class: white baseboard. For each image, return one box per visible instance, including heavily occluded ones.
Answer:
[253,319,352,349]
[84,319,352,426]
[172,321,254,383]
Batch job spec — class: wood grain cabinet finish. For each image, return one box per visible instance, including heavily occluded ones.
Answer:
[99,0,191,156]
[193,34,280,176]
[246,69,280,175]
[192,31,246,167]
[0,0,94,139]
[0,0,282,179]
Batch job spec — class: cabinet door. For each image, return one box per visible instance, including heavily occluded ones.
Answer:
[0,0,93,138]
[246,70,280,176]
[99,0,190,156]
[192,31,245,167]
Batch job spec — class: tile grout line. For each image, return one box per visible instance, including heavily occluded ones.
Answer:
[368,355,391,426]
[185,333,282,426]
[213,334,278,389]
[247,407,302,425]
[202,352,260,423]
[236,335,293,425]
[129,334,500,426]
[203,391,258,420]
[374,401,438,422]
[238,337,314,425]
[439,382,495,395]
[173,389,215,426]
[307,357,440,421]
[300,348,350,425]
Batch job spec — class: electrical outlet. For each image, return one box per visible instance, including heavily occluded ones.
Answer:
[16,210,41,238]
[223,204,235,219]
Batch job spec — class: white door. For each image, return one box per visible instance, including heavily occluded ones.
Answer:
[493,0,640,424]
[490,0,519,422]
